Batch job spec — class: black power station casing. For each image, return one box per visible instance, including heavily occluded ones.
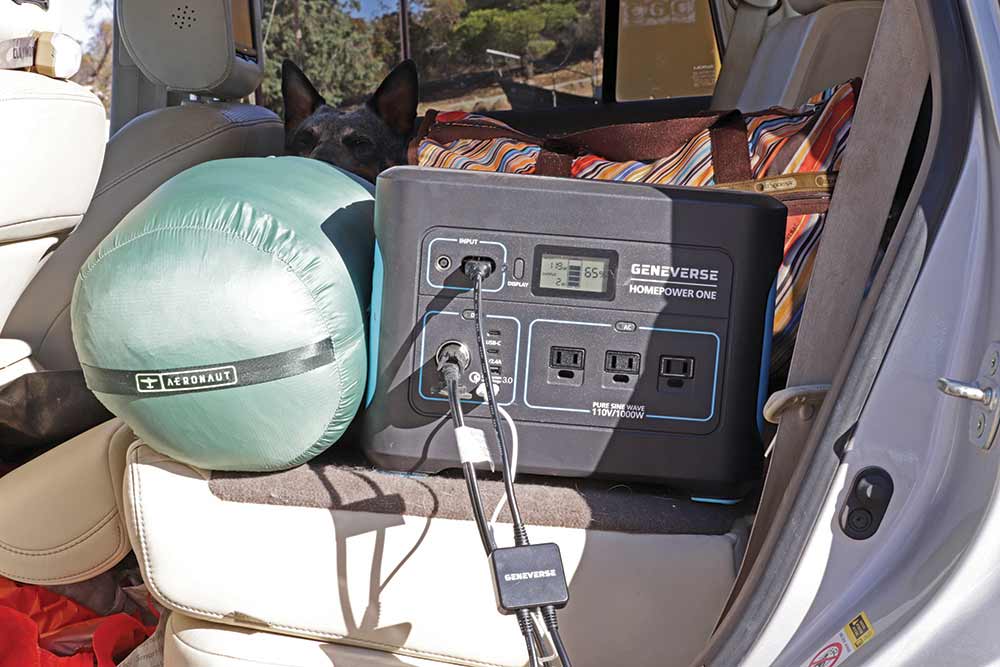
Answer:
[364,167,786,495]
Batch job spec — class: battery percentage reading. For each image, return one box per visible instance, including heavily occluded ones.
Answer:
[538,254,610,293]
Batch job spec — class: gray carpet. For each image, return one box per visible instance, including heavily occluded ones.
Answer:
[210,443,751,535]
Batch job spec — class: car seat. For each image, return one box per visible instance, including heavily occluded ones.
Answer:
[0,0,283,375]
[0,1,884,665]
[0,0,106,371]
[731,0,882,111]
[0,0,280,584]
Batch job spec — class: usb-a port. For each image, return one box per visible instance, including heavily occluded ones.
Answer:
[659,356,695,379]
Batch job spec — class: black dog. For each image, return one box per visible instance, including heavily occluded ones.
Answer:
[281,59,419,183]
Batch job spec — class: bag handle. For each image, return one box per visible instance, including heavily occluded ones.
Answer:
[415,108,753,184]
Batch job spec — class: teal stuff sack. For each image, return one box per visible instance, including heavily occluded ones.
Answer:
[72,157,374,471]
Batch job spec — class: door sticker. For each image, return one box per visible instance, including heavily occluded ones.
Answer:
[799,612,875,667]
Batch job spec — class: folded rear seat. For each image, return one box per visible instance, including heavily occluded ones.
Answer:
[164,614,451,667]
[125,441,747,666]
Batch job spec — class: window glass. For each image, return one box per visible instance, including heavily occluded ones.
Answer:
[259,0,604,114]
[616,0,720,101]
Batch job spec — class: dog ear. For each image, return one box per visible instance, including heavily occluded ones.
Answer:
[282,60,325,134]
[369,60,418,137]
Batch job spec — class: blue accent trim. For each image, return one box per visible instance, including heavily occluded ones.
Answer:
[756,282,777,437]
[416,310,521,406]
[424,237,508,293]
[521,318,719,422]
[365,240,384,407]
[690,496,742,505]
[640,326,720,423]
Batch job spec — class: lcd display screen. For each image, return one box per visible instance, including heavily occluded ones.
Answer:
[232,0,257,60]
[537,254,611,293]
[532,245,618,300]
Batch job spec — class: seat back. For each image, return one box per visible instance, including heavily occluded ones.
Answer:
[0,0,106,332]
[2,0,283,370]
[735,0,883,110]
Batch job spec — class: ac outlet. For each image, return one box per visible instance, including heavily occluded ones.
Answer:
[550,346,585,370]
[605,351,641,375]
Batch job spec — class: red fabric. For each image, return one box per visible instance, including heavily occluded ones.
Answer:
[0,576,155,667]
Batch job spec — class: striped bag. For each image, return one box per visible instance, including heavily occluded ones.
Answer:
[411,80,858,384]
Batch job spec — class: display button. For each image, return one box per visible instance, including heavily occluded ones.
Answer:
[513,258,525,280]
[462,309,476,320]
[614,321,637,333]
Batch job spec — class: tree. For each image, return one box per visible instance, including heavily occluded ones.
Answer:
[258,0,386,113]
[72,0,114,114]
[454,1,580,68]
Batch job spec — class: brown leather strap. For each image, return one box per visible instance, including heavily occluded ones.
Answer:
[414,108,753,183]
[534,150,573,178]
[407,109,438,165]
[545,112,723,162]
[708,111,752,184]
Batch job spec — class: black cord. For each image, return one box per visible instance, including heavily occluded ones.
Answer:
[472,274,529,545]
[442,270,565,667]
[543,606,573,667]
[518,610,542,667]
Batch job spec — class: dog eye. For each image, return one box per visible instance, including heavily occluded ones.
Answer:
[343,134,374,152]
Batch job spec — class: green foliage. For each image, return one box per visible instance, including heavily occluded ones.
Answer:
[454,2,580,63]
[77,0,602,117]
[259,0,385,113]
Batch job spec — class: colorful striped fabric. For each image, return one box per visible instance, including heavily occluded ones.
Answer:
[416,81,859,383]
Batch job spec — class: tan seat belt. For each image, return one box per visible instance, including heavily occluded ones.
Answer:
[719,0,929,619]
[711,0,780,110]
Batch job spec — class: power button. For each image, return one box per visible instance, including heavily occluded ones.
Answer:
[513,258,525,280]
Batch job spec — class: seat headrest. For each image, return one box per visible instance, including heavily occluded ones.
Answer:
[788,0,880,15]
[118,0,263,99]
[0,0,62,42]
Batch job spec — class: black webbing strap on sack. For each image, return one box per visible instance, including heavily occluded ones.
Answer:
[82,338,335,396]
[714,0,929,627]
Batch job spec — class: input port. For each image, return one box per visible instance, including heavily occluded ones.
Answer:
[461,256,497,279]
[659,356,695,379]
[605,351,640,375]
[435,255,452,271]
[550,346,586,370]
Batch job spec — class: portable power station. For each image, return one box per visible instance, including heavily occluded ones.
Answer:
[364,167,786,495]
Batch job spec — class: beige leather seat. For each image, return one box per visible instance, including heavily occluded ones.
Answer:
[164,615,452,667]
[126,443,743,667]
[0,0,106,357]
